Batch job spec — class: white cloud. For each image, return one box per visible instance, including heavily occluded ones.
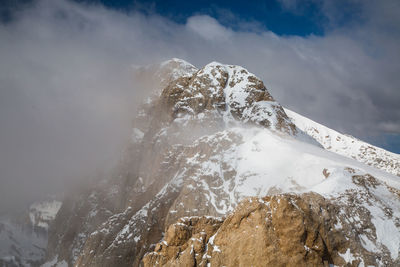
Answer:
[0,0,399,211]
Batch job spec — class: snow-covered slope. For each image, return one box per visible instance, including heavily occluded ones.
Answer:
[0,200,61,266]
[0,218,47,267]
[29,201,62,230]
[157,58,198,84]
[285,108,400,176]
[80,125,400,266]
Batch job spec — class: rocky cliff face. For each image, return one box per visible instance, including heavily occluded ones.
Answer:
[43,59,400,267]
[144,171,400,266]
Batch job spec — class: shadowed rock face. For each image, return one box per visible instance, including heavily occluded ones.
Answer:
[44,59,400,267]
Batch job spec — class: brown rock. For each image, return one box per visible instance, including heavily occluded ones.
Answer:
[144,190,400,267]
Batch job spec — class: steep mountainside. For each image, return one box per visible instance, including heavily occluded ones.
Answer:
[42,59,400,267]
[285,108,400,176]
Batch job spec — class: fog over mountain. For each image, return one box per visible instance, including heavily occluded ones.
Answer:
[1,0,400,213]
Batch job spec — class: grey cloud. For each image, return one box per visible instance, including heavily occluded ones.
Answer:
[0,0,399,212]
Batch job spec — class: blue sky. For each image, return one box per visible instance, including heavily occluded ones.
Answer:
[77,0,326,36]
[2,0,358,36]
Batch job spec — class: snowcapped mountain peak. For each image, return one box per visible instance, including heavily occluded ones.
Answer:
[158,58,198,80]
[160,57,194,67]
[153,60,297,136]
[137,58,297,138]
[43,60,400,267]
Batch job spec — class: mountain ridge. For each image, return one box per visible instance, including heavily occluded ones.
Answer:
[285,108,400,176]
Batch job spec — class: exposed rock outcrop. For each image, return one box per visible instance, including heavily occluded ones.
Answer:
[145,185,400,266]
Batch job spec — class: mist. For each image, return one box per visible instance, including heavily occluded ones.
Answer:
[1,0,399,213]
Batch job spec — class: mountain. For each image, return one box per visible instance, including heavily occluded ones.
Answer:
[284,108,400,177]
[0,200,61,266]
[37,58,400,267]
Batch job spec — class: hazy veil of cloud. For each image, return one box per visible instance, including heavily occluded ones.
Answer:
[186,15,232,41]
[0,0,399,212]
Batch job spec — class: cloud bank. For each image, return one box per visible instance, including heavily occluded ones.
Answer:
[0,0,399,212]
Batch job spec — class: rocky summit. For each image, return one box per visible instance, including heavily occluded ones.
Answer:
[36,59,400,267]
